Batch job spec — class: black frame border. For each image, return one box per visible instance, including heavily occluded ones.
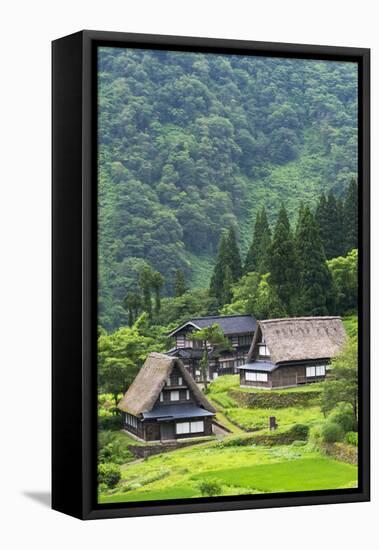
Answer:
[52,30,370,520]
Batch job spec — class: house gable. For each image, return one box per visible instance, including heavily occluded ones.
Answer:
[246,317,346,365]
[118,353,216,417]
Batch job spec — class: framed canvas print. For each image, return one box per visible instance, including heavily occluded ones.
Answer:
[52,30,370,520]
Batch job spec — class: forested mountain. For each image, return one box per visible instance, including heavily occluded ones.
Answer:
[98,47,358,330]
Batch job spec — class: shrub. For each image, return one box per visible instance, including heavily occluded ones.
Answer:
[328,410,356,433]
[288,423,309,440]
[321,421,344,443]
[197,479,222,497]
[98,482,108,493]
[98,431,135,464]
[309,425,323,445]
[98,442,134,464]
[98,415,123,431]
[98,463,121,488]
[345,431,358,447]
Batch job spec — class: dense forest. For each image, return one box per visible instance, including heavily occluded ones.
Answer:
[98,47,358,330]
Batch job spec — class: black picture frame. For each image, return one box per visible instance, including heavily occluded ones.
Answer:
[52,30,370,520]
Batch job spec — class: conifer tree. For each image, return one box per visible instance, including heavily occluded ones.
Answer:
[296,206,336,315]
[123,292,142,326]
[225,226,242,281]
[268,204,300,314]
[174,269,186,297]
[222,265,234,305]
[257,208,272,274]
[244,207,272,274]
[210,226,242,306]
[315,193,329,251]
[150,271,164,315]
[209,232,228,304]
[295,201,306,239]
[138,266,153,317]
[316,191,346,260]
[326,192,344,259]
[244,210,262,274]
[344,178,358,253]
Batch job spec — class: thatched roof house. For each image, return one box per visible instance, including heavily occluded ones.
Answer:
[118,353,215,442]
[239,317,347,389]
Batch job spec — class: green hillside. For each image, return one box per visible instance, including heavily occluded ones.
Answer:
[98,48,358,330]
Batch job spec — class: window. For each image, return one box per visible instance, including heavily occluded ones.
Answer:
[219,361,234,369]
[176,335,185,348]
[259,344,270,357]
[166,377,171,386]
[170,390,179,401]
[246,371,268,382]
[176,422,190,434]
[125,413,138,429]
[190,421,204,433]
[306,366,316,377]
[178,376,183,385]
[239,335,252,346]
[316,365,326,376]
[159,392,164,402]
[186,390,190,400]
[176,420,204,435]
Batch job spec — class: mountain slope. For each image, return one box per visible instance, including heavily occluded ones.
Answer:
[97,48,358,330]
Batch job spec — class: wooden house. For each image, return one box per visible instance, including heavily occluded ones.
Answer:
[166,314,256,381]
[118,352,216,442]
[238,317,346,389]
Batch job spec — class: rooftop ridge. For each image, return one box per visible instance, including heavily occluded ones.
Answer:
[190,314,254,320]
[260,316,342,324]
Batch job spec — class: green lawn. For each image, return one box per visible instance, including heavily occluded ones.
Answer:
[99,438,357,504]
[211,392,239,409]
[193,457,357,493]
[208,375,241,394]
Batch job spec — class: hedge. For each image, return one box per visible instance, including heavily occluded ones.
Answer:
[218,424,309,448]
[229,388,321,409]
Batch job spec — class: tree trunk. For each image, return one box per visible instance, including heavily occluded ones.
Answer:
[114,393,119,409]
[202,342,208,392]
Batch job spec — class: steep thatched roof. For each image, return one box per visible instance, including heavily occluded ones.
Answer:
[247,317,346,364]
[118,352,216,416]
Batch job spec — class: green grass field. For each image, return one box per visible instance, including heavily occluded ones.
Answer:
[99,436,357,504]
[192,457,357,493]
[225,406,323,431]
